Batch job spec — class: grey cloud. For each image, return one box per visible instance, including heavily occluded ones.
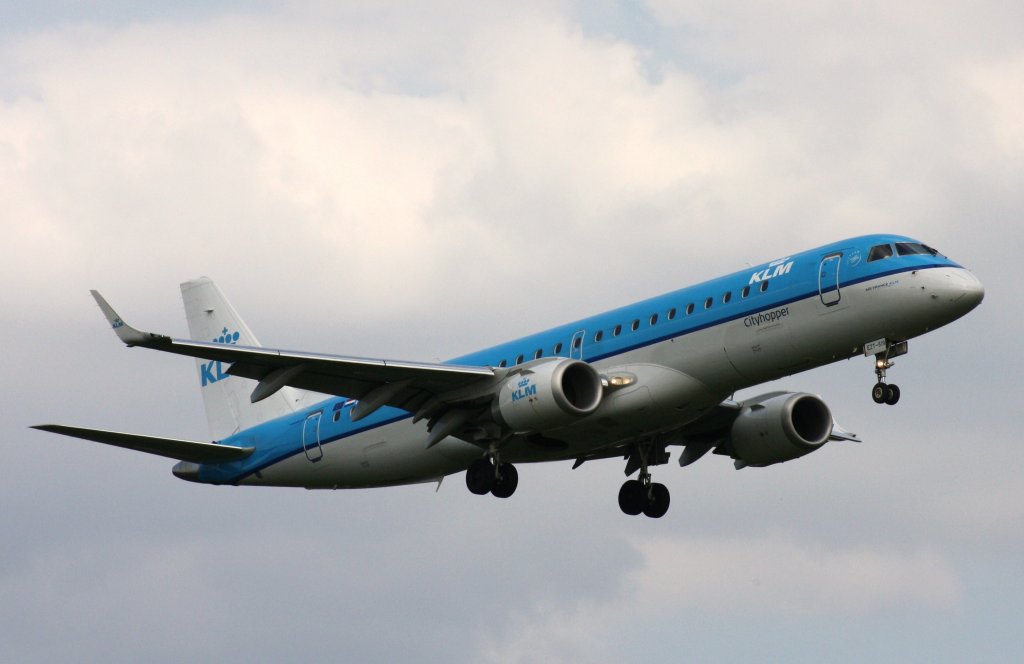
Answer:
[2,2,1022,663]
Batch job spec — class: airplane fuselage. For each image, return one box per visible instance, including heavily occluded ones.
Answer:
[187,234,983,489]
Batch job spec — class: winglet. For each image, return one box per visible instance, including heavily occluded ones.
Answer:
[90,290,167,347]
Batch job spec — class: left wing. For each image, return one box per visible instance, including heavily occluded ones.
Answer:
[31,425,254,463]
[91,290,504,427]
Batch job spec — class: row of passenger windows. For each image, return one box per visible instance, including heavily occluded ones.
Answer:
[494,278,773,367]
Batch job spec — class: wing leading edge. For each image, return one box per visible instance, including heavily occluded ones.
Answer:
[89,290,503,424]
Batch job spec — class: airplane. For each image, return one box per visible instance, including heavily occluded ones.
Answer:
[33,234,984,518]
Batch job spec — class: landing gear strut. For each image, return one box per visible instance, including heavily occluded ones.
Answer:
[465,454,518,498]
[618,442,670,518]
[869,340,907,406]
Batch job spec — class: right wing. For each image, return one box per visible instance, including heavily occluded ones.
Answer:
[31,425,254,463]
[91,290,506,441]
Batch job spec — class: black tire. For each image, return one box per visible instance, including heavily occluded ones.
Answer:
[491,463,519,498]
[643,483,670,519]
[618,480,645,516]
[465,458,494,495]
[885,384,901,405]
[872,382,887,404]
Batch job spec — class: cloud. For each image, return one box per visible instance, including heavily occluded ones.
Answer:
[478,532,960,662]
[631,534,960,613]
[1,3,1022,663]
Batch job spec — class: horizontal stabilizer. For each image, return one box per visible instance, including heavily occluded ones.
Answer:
[31,425,254,464]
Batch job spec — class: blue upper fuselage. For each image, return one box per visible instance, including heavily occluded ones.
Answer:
[454,234,963,368]
[200,234,969,484]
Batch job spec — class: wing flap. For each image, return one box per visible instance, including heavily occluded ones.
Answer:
[32,425,254,463]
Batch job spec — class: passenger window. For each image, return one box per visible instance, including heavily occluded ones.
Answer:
[868,244,894,262]
[667,308,676,320]
[534,349,543,360]
[515,354,524,365]
[572,337,581,349]
[631,319,640,331]
[704,297,713,309]
[333,411,341,423]
[760,280,769,292]
[722,292,731,304]
[498,359,507,368]
[594,330,603,342]
[650,314,658,326]
[741,286,750,298]
[553,342,563,355]
[613,324,622,337]
[686,303,695,315]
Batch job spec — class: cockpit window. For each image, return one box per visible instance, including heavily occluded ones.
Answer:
[895,242,942,257]
[868,244,893,262]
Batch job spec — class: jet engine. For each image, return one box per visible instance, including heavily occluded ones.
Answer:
[730,392,833,467]
[493,359,603,433]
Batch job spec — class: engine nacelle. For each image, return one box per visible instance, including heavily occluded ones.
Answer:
[730,392,833,467]
[493,359,603,433]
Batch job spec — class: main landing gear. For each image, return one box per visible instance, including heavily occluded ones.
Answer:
[465,455,518,498]
[618,442,670,518]
[618,474,670,518]
[870,340,908,406]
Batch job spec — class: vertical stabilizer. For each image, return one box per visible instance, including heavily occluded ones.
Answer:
[181,278,303,439]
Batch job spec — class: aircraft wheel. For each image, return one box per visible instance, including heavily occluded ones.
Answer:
[491,463,518,498]
[643,483,670,519]
[885,384,901,405]
[466,458,494,495]
[872,382,887,404]
[618,479,646,516]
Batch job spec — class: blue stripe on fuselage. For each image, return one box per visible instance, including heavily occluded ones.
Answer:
[202,234,962,484]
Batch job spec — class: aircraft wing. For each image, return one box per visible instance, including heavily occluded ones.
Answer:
[31,425,254,463]
[91,290,501,423]
[572,395,861,472]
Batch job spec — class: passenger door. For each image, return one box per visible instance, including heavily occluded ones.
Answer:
[818,253,843,307]
[302,411,323,462]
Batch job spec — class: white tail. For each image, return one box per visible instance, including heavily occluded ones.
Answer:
[180,277,304,439]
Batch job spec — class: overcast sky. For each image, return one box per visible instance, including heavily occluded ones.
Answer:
[2,1,1021,662]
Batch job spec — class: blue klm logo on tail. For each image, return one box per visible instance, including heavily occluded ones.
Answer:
[200,327,240,387]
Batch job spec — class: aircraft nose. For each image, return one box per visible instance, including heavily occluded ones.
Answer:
[957,270,985,310]
[939,268,984,315]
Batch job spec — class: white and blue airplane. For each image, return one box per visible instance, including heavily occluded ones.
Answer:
[34,235,983,517]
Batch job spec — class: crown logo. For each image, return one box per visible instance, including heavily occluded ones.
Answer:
[213,327,240,345]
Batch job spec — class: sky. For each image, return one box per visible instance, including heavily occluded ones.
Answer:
[1,1,1021,661]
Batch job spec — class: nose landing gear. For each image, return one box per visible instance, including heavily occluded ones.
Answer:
[871,381,900,405]
[868,339,907,405]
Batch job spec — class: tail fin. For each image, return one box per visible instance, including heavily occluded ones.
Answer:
[181,277,304,439]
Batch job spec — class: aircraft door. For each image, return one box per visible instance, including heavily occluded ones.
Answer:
[302,411,323,462]
[818,253,842,307]
[570,330,585,360]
